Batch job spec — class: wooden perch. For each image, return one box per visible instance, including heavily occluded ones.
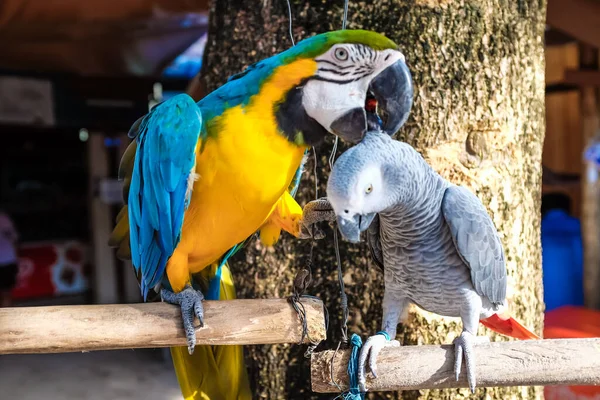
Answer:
[0,298,326,355]
[311,338,600,392]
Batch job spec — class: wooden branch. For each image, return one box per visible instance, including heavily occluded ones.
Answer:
[0,298,326,355]
[311,338,600,393]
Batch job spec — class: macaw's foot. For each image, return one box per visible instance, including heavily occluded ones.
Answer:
[161,285,205,355]
[453,331,490,393]
[299,197,336,240]
[357,333,400,392]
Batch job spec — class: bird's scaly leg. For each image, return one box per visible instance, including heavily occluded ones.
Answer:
[161,285,205,355]
[358,290,408,392]
[453,331,489,392]
[455,300,490,393]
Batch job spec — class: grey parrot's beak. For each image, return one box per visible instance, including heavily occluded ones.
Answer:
[336,213,376,243]
[330,59,413,143]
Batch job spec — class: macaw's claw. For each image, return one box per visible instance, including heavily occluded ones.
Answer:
[453,331,489,393]
[357,334,400,392]
[299,197,336,240]
[161,285,205,355]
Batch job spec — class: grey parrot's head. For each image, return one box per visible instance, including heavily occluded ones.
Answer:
[327,130,424,242]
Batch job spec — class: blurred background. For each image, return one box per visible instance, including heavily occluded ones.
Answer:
[0,0,599,399]
[0,1,209,399]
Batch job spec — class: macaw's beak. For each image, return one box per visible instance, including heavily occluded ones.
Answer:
[330,59,414,143]
[336,213,376,243]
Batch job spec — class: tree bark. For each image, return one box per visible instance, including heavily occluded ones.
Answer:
[199,1,546,399]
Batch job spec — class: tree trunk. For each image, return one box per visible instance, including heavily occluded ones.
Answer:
[199,1,546,399]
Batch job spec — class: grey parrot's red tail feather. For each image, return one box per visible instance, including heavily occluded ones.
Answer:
[480,313,541,340]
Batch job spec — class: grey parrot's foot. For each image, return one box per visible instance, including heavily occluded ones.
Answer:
[161,285,205,355]
[357,334,400,392]
[453,331,490,393]
[299,197,336,240]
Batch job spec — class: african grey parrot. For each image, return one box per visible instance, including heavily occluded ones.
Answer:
[303,130,539,392]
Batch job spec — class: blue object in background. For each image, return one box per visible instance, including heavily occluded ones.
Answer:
[162,33,207,79]
[541,209,584,311]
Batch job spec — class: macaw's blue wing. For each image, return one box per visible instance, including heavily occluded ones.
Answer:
[127,93,203,300]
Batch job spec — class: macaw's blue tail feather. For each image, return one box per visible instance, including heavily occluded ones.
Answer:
[206,264,223,302]
[205,244,239,301]
[170,263,252,400]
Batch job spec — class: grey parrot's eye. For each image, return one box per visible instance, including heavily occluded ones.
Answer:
[334,47,349,61]
[365,184,373,194]
[344,209,349,214]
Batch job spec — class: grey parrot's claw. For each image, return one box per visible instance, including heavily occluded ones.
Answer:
[161,285,205,355]
[454,340,463,381]
[357,334,400,392]
[453,332,489,393]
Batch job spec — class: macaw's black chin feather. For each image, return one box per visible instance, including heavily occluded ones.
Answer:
[275,81,330,146]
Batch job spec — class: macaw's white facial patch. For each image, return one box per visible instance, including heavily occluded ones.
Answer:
[302,77,368,132]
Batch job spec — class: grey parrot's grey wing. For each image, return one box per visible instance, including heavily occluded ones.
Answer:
[366,214,384,271]
[441,185,507,305]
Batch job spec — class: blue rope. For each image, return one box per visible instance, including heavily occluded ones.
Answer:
[337,332,390,399]
[343,333,365,400]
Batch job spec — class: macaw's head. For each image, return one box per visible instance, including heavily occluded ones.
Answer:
[276,29,414,145]
[204,30,413,146]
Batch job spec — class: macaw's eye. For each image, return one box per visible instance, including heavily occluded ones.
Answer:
[365,184,373,194]
[334,47,349,61]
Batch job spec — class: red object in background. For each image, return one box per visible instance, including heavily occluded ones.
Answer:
[11,241,89,300]
[543,306,600,400]
[12,243,58,299]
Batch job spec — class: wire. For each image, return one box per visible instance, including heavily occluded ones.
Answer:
[312,147,319,199]
[342,0,349,30]
[285,0,295,46]
[334,228,349,343]
[328,137,339,169]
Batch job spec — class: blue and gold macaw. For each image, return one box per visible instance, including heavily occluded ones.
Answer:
[109,29,413,400]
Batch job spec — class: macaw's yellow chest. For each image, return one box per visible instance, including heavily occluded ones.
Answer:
[176,108,307,273]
